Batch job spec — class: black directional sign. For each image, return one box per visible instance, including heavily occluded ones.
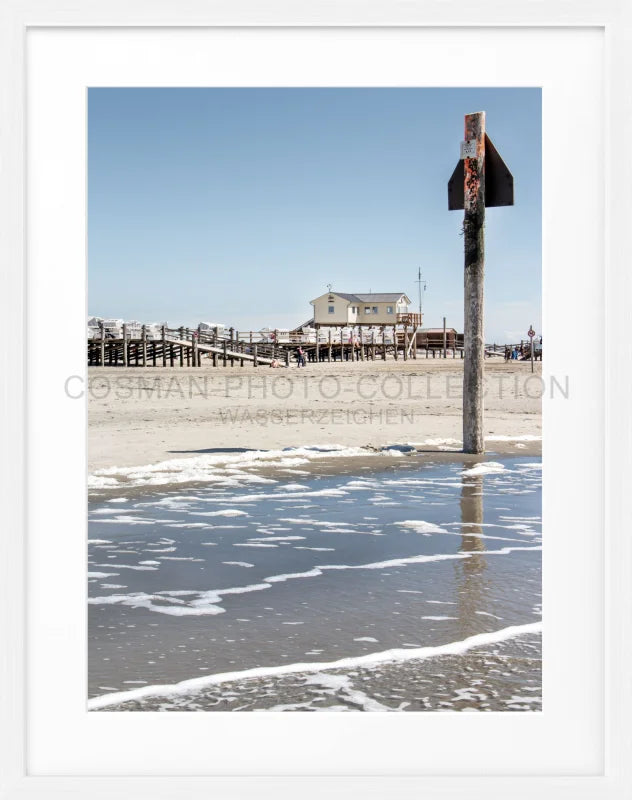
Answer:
[448,134,514,210]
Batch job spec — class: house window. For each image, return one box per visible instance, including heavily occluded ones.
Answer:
[372,307,378,314]
[328,305,335,314]
[386,306,393,314]
[351,306,358,314]
[364,307,371,314]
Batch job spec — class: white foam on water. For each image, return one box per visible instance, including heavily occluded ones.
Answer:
[93,563,159,571]
[265,568,324,584]
[354,637,378,643]
[88,621,542,709]
[87,572,119,578]
[88,539,112,545]
[462,462,507,476]
[91,508,146,515]
[421,616,458,621]
[247,536,306,542]
[222,561,255,568]
[165,523,212,529]
[92,516,166,525]
[233,543,278,548]
[107,498,128,503]
[88,445,377,490]
[397,520,447,534]
[192,509,249,518]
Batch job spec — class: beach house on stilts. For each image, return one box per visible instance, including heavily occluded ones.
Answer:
[310,290,419,328]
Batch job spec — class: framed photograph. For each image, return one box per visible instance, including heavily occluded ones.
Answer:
[1,1,630,798]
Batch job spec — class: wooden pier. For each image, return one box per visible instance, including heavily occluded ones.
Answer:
[87,323,468,367]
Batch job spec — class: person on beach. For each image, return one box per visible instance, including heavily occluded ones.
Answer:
[270,358,280,368]
[296,346,305,367]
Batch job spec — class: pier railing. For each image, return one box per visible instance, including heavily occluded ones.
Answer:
[87,321,541,367]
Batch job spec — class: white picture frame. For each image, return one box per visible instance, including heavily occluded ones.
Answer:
[1,2,631,798]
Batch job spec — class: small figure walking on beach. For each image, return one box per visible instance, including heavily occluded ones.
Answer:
[296,346,305,367]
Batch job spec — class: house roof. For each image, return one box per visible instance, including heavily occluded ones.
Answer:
[316,292,409,304]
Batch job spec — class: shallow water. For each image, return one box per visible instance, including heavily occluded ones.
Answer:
[88,454,541,710]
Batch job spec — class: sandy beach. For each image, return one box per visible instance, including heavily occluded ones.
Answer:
[87,359,541,472]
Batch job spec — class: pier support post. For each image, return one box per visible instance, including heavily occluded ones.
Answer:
[161,326,167,367]
[122,324,128,367]
[100,323,105,366]
[142,325,147,366]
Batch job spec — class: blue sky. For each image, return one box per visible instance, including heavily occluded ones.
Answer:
[88,87,541,342]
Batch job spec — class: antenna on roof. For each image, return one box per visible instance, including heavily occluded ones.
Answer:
[327,283,332,292]
[416,267,427,317]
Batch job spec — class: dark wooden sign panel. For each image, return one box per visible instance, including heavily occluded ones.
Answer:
[448,134,514,210]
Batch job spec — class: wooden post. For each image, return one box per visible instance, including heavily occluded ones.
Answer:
[161,325,167,367]
[382,326,387,360]
[530,325,535,373]
[393,326,398,360]
[253,343,258,367]
[463,111,486,454]
[328,329,332,363]
[223,340,227,367]
[122,324,128,367]
[141,325,147,367]
[99,323,105,367]
[191,332,198,367]
[443,317,447,359]
[403,324,408,361]
[315,324,320,363]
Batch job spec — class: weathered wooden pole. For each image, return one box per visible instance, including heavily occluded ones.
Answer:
[161,325,167,367]
[99,323,105,367]
[122,323,128,367]
[462,111,486,454]
[191,332,198,368]
[443,317,447,359]
[140,324,146,367]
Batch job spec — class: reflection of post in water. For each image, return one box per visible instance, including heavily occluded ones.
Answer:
[455,464,489,639]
